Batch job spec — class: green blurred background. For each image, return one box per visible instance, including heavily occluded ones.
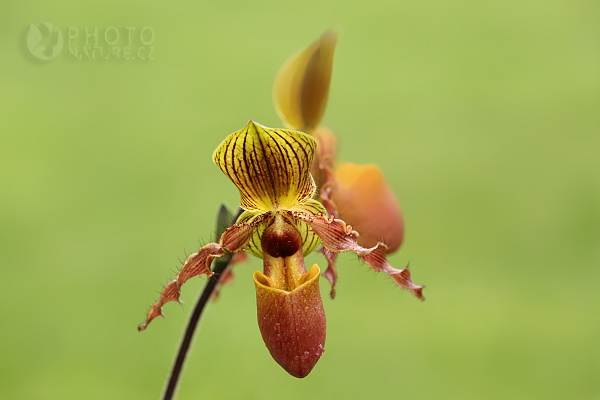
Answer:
[1,1,599,399]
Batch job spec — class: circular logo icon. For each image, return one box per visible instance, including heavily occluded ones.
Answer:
[27,23,63,61]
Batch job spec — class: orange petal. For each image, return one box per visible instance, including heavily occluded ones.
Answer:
[254,264,326,378]
[273,31,338,131]
[332,163,404,253]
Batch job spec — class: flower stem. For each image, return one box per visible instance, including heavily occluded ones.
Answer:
[162,205,239,400]
[162,260,229,400]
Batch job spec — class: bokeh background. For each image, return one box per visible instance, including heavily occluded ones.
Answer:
[1,1,599,399]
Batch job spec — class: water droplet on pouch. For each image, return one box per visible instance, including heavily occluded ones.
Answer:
[301,351,310,360]
[304,306,309,312]
[316,344,324,356]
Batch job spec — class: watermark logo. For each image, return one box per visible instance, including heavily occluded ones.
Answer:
[24,23,155,63]
[67,26,155,61]
[26,22,64,61]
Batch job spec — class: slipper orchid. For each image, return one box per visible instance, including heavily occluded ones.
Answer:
[272,31,405,256]
[139,120,424,378]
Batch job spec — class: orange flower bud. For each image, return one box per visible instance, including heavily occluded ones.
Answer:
[331,163,404,253]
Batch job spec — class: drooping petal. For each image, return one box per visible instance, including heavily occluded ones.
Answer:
[213,120,317,212]
[210,251,249,301]
[318,247,338,299]
[254,264,326,378]
[138,221,259,331]
[360,246,425,300]
[291,211,424,300]
[138,243,224,331]
[273,31,338,131]
[331,163,405,253]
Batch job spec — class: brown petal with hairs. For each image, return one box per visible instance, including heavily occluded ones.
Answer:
[290,211,424,300]
[138,221,258,331]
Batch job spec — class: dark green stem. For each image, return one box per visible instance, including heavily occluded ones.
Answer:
[161,205,240,400]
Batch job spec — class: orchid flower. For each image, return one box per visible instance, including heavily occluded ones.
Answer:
[139,120,424,378]
[272,31,405,264]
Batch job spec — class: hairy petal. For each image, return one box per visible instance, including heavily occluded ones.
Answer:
[273,31,337,131]
[138,222,258,331]
[291,212,424,300]
[361,246,425,300]
[220,218,261,252]
[213,120,317,212]
[137,243,224,331]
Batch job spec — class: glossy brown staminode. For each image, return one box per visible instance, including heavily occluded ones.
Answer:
[261,216,302,259]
